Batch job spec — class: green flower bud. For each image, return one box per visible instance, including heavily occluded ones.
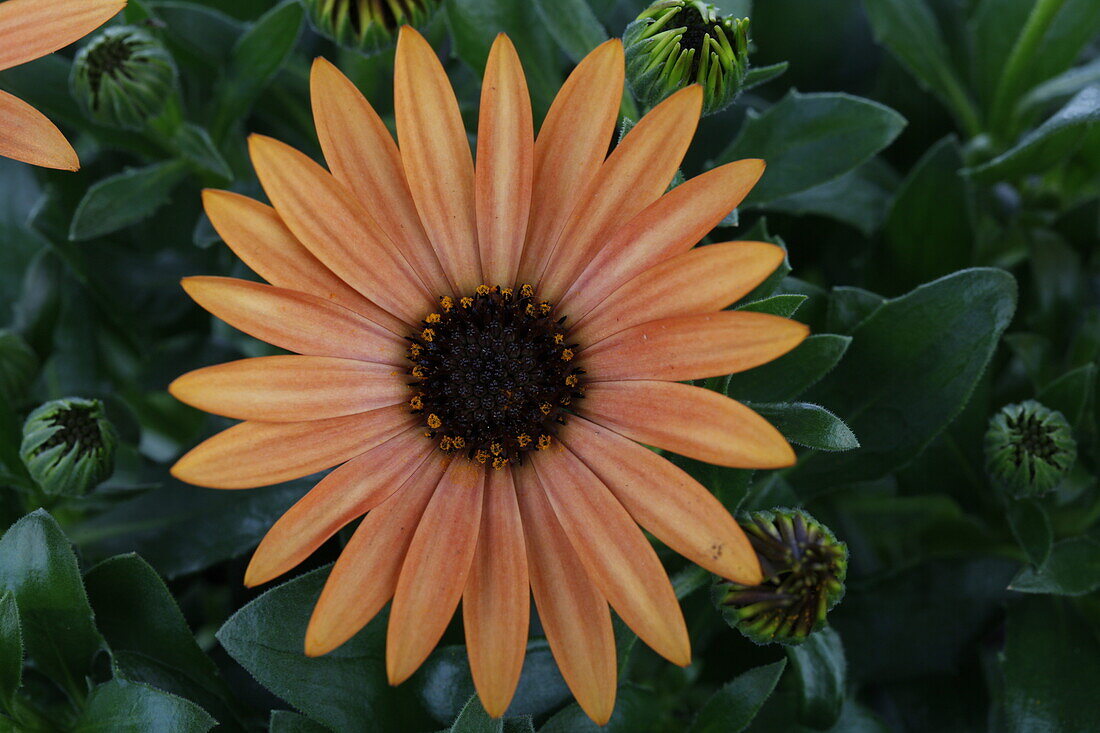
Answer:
[624,0,751,116]
[20,398,117,497]
[713,508,847,645]
[304,0,439,53]
[985,400,1076,499]
[0,330,38,405]
[70,26,177,131]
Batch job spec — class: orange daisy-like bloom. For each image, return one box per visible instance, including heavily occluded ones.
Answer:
[171,27,808,723]
[0,0,125,170]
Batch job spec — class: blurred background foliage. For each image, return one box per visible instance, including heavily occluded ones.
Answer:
[0,0,1097,730]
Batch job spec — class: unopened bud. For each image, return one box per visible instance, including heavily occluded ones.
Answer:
[71,26,177,130]
[624,0,751,116]
[304,0,439,53]
[0,330,38,404]
[985,400,1076,499]
[713,508,847,645]
[20,398,117,497]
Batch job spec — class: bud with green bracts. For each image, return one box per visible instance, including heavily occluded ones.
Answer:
[0,330,38,405]
[985,400,1076,499]
[713,508,847,645]
[70,26,177,131]
[624,0,751,116]
[303,0,439,53]
[20,398,117,497]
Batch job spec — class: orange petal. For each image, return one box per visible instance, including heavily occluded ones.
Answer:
[517,39,623,285]
[394,26,480,292]
[201,189,404,332]
[531,449,690,667]
[0,89,77,170]
[0,0,124,71]
[305,452,449,656]
[475,34,534,287]
[248,134,434,324]
[181,277,406,365]
[387,460,486,684]
[580,311,809,383]
[516,465,617,725]
[571,240,785,344]
[561,416,762,585]
[310,58,451,296]
[536,86,703,300]
[170,405,415,489]
[169,356,407,422]
[560,159,766,320]
[245,427,435,587]
[463,468,529,717]
[579,381,795,469]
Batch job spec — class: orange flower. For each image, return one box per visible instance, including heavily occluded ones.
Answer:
[0,0,124,170]
[171,27,807,724]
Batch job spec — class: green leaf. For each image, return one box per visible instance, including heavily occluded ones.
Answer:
[749,403,859,452]
[966,86,1100,182]
[762,159,896,237]
[532,0,607,64]
[83,554,243,726]
[800,269,1017,485]
[1018,56,1100,116]
[861,0,978,132]
[747,692,888,733]
[151,1,242,71]
[69,161,189,241]
[715,91,906,205]
[1037,363,1096,428]
[417,641,569,724]
[825,287,885,335]
[210,0,304,141]
[743,62,789,92]
[785,628,845,729]
[269,710,330,733]
[72,479,306,579]
[0,592,21,711]
[884,136,972,290]
[173,124,232,180]
[737,294,806,318]
[970,0,1033,108]
[0,510,103,702]
[539,683,662,732]
[217,566,428,732]
[1001,596,1100,732]
[450,694,502,733]
[1005,500,1053,567]
[72,679,215,733]
[688,660,786,733]
[725,335,851,403]
[446,0,563,120]
[1009,536,1100,596]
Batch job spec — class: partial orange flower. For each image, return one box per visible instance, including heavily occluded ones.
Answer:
[0,0,124,170]
[171,27,808,723]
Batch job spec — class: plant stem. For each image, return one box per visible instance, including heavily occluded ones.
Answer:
[989,0,1068,139]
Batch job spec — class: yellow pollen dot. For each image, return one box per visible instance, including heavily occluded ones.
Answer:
[439,436,453,450]
[475,449,489,464]
[425,313,441,323]
[565,374,579,387]
[560,396,572,406]
[461,296,474,308]
[408,344,422,358]
[409,395,424,410]
[492,456,508,470]
[539,402,552,415]
[427,414,442,429]
[440,296,453,311]
[539,301,551,314]
[452,436,466,449]
[490,442,503,456]
[520,283,534,297]
[525,303,538,316]
[411,365,426,379]
[421,328,435,342]
[553,333,564,344]
[561,349,574,361]
[475,284,491,296]
[517,433,531,448]
[537,435,553,450]
[423,430,433,438]
[501,287,514,297]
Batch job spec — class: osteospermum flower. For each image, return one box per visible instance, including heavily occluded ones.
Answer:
[0,0,125,169]
[171,27,808,723]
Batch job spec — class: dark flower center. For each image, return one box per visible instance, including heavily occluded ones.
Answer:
[405,285,585,469]
[85,34,140,99]
[37,405,103,458]
[1006,411,1060,466]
